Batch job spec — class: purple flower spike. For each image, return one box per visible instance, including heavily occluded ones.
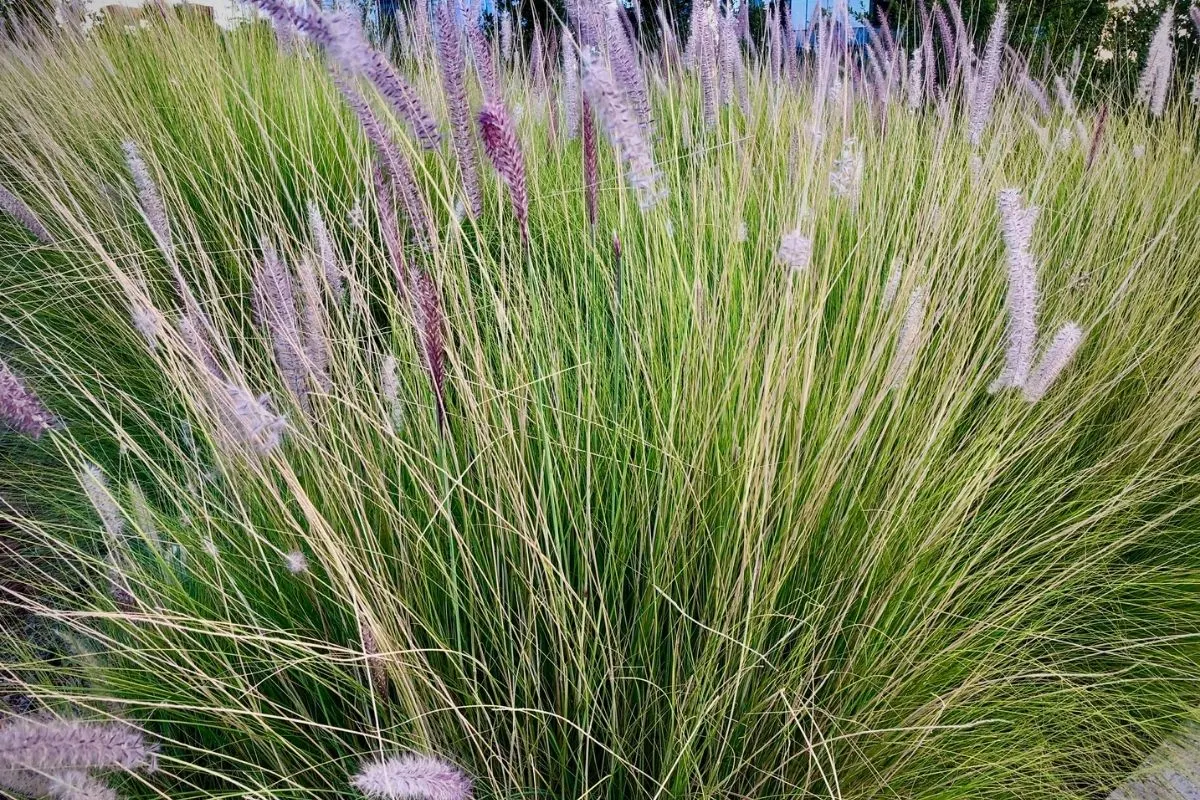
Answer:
[478,100,529,247]
[0,357,56,438]
[350,752,471,800]
[436,0,483,218]
[0,183,52,244]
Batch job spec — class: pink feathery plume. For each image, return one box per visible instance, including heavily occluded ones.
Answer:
[0,357,56,438]
[606,1,652,132]
[500,10,513,66]
[888,285,929,388]
[412,269,447,434]
[530,22,546,86]
[698,2,717,125]
[466,22,499,100]
[777,228,812,273]
[0,767,118,800]
[436,1,483,218]
[989,188,1039,394]
[436,0,482,221]
[1085,104,1108,171]
[582,97,598,228]
[308,200,344,301]
[966,2,1006,147]
[1023,323,1084,403]
[252,239,308,410]
[932,2,957,92]
[340,83,435,250]
[296,252,332,395]
[122,139,174,264]
[580,48,665,210]
[562,26,581,139]
[0,717,157,772]
[0,183,52,244]
[478,100,530,247]
[249,0,441,149]
[351,752,471,800]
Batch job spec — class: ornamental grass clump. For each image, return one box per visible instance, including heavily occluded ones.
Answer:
[0,4,1199,800]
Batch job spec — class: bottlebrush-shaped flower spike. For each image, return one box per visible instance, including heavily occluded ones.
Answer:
[359,610,389,696]
[249,0,441,149]
[0,183,52,244]
[907,47,923,111]
[580,48,666,210]
[436,0,483,219]
[966,2,1006,147]
[0,357,56,438]
[122,140,174,264]
[1137,6,1173,119]
[500,10,512,65]
[0,717,157,772]
[340,83,435,251]
[296,252,332,395]
[253,239,308,410]
[0,767,118,800]
[883,259,902,308]
[220,383,288,453]
[606,1,652,132]
[888,285,928,388]
[562,27,580,139]
[308,200,343,300]
[1022,323,1083,403]
[777,228,812,273]
[466,22,499,100]
[582,97,599,227]
[989,188,1039,394]
[380,354,404,434]
[412,269,448,433]
[478,100,529,246]
[350,752,472,800]
[80,463,124,541]
[830,137,863,207]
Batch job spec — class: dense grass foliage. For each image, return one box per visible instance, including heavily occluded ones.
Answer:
[1,8,1200,800]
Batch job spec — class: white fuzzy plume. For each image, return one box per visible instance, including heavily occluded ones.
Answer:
[989,188,1039,394]
[350,752,472,800]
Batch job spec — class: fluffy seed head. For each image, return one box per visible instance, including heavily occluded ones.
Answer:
[478,100,530,245]
[0,183,53,244]
[0,357,55,438]
[777,228,812,273]
[1023,323,1084,403]
[122,139,174,264]
[967,2,1007,147]
[284,549,309,574]
[350,752,472,800]
[0,717,156,772]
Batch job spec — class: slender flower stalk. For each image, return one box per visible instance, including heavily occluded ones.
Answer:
[350,752,472,800]
[582,97,599,227]
[436,0,482,218]
[0,718,156,772]
[580,48,665,210]
[989,188,1039,394]
[478,100,529,246]
[122,139,174,264]
[967,2,1006,147]
[0,357,55,438]
[1022,322,1084,403]
[0,183,53,244]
